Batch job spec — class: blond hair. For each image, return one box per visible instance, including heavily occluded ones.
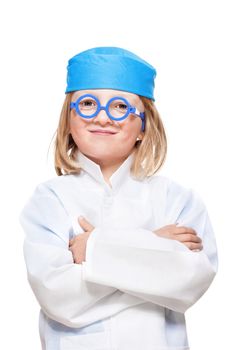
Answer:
[49,93,167,180]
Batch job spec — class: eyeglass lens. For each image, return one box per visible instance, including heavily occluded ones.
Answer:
[78,96,129,119]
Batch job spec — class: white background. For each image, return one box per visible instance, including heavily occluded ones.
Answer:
[0,0,232,349]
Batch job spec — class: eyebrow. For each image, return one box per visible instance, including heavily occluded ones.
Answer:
[73,90,139,103]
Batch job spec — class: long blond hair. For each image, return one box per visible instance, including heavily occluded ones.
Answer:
[49,93,167,180]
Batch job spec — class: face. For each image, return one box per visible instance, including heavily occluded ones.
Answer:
[69,89,145,164]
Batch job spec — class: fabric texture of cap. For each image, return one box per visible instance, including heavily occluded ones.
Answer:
[65,46,157,101]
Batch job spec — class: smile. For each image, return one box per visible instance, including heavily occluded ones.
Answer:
[89,131,117,135]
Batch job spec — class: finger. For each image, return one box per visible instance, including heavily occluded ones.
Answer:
[78,216,94,232]
[69,236,77,246]
[184,242,203,251]
[68,245,74,252]
[73,253,85,264]
[174,226,197,235]
[175,233,202,243]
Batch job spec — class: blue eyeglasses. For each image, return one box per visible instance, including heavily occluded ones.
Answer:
[70,94,145,132]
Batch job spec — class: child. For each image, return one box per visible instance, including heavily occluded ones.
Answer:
[19,46,218,350]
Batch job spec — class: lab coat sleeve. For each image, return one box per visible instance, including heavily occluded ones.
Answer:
[82,182,218,313]
[19,183,140,328]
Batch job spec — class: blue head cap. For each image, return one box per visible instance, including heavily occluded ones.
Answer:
[65,46,157,101]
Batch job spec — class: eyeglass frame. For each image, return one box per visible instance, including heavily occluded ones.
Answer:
[70,93,145,132]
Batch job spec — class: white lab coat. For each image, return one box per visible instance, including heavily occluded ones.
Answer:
[19,150,218,350]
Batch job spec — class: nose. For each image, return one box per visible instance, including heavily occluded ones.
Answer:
[93,107,114,125]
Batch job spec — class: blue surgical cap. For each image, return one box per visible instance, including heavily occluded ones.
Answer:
[65,46,157,101]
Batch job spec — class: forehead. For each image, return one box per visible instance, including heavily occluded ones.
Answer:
[72,89,141,104]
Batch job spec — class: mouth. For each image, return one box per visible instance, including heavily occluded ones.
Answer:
[89,130,118,135]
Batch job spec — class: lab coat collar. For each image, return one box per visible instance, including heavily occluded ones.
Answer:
[76,149,136,192]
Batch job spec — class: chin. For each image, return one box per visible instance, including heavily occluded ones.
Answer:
[84,148,114,159]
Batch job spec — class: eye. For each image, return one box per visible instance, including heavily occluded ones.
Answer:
[116,103,127,110]
[79,98,97,109]
[112,101,128,110]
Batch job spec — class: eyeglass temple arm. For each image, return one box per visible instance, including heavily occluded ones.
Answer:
[129,107,145,131]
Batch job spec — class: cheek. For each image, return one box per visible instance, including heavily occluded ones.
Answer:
[121,118,141,140]
[70,113,88,133]
[69,116,89,145]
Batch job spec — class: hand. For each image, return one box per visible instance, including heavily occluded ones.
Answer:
[153,224,203,251]
[69,216,95,264]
